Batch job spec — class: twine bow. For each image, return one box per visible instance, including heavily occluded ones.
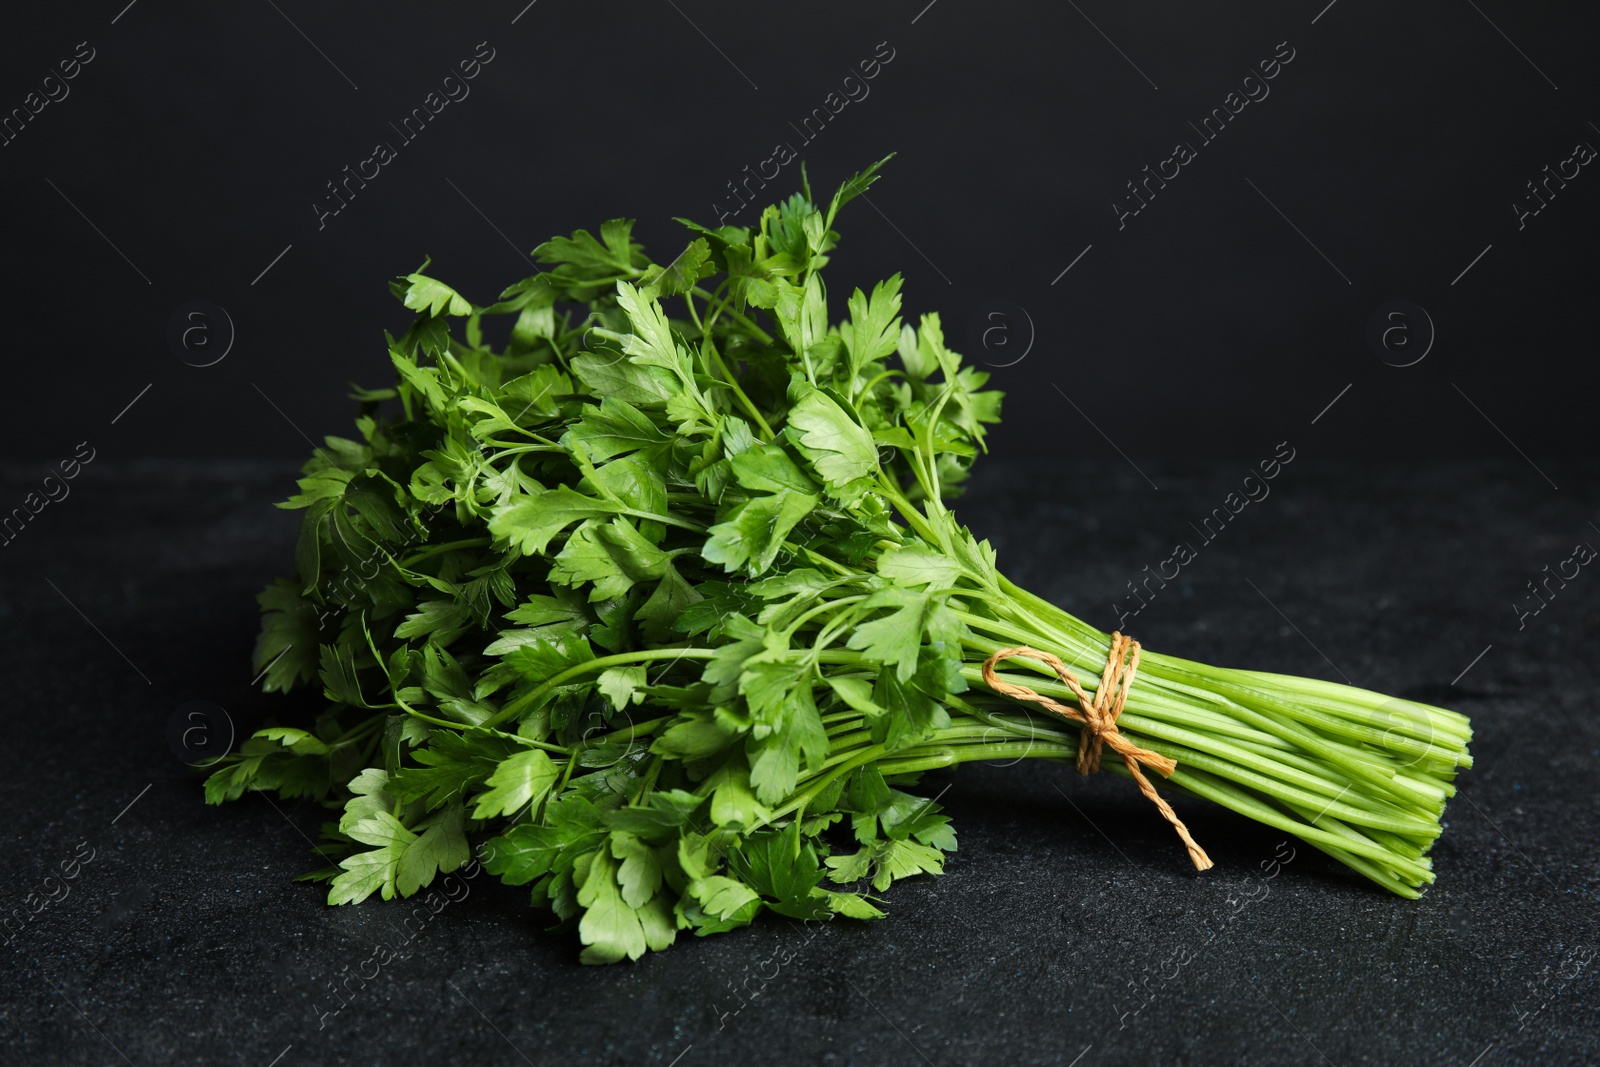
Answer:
[980,635,1213,871]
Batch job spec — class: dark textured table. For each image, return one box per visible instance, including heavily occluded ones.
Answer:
[2,458,1596,1066]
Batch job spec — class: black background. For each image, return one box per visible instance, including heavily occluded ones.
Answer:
[1,0,1595,464]
[3,2,1598,1066]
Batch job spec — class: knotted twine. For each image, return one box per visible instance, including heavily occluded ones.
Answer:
[980,635,1214,871]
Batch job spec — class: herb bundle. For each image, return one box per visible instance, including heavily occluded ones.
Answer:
[213,159,1473,962]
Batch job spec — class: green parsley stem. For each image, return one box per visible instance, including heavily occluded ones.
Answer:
[484,648,723,728]
[399,538,492,566]
[690,286,776,345]
[577,715,674,749]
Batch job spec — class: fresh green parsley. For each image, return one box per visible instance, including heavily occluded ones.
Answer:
[209,157,1473,963]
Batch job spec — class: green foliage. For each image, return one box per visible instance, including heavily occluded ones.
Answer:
[211,156,1473,964]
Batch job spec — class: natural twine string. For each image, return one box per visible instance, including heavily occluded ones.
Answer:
[980,636,1214,871]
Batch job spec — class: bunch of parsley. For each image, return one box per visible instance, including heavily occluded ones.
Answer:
[214,159,1473,962]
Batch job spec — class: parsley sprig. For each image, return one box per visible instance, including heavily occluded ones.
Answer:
[212,158,1473,962]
